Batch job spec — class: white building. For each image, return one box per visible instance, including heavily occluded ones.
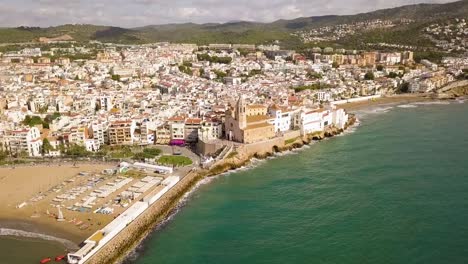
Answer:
[332,108,349,129]
[3,127,42,157]
[268,105,293,133]
[317,91,331,102]
[300,109,323,135]
[198,119,223,141]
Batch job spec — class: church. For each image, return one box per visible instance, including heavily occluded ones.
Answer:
[225,96,275,144]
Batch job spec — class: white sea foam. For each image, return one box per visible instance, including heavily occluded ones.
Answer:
[413,101,451,105]
[355,106,395,119]
[0,228,78,250]
[397,104,417,108]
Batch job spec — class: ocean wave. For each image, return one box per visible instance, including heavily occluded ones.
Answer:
[397,104,417,108]
[0,228,78,250]
[413,101,451,105]
[355,106,395,118]
[338,120,360,136]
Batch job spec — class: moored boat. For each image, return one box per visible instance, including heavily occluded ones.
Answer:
[40,258,52,264]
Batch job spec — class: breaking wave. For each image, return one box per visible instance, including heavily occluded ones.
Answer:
[397,104,418,108]
[0,228,78,250]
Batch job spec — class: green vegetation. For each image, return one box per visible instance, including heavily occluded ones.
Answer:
[291,83,329,93]
[132,148,162,161]
[44,112,61,123]
[111,74,121,81]
[157,155,193,166]
[42,138,54,154]
[307,71,322,79]
[397,82,410,93]
[226,151,238,159]
[22,112,61,129]
[387,72,402,78]
[249,69,262,76]
[0,1,466,47]
[23,115,48,128]
[197,54,232,64]
[178,65,193,75]
[65,144,91,157]
[413,51,448,64]
[364,72,375,80]
[106,146,162,160]
[182,61,193,67]
[285,137,299,145]
[340,23,434,50]
[213,70,227,79]
[0,150,8,162]
[108,146,133,159]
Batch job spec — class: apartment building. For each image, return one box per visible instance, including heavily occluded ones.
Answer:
[3,127,42,157]
[108,120,136,145]
[198,119,223,141]
[185,118,202,143]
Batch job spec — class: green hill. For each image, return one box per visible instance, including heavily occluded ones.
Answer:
[0,0,466,47]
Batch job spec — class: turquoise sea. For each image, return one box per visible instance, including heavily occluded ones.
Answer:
[0,235,67,263]
[130,100,468,264]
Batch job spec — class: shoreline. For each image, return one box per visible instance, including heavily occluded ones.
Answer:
[0,163,117,247]
[87,118,361,264]
[0,94,445,263]
[0,227,79,250]
[111,94,443,264]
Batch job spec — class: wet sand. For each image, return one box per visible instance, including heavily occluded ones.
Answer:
[338,94,433,112]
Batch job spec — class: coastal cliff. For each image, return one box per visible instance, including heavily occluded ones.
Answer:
[85,117,357,264]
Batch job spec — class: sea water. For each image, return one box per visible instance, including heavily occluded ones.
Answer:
[131,102,468,264]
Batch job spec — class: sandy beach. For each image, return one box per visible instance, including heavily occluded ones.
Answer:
[338,94,433,112]
[0,163,116,244]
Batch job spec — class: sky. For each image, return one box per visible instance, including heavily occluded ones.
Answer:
[0,0,457,28]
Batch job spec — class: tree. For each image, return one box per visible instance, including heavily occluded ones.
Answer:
[213,70,227,79]
[332,62,339,68]
[376,65,384,71]
[66,144,90,158]
[387,72,398,78]
[42,138,54,155]
[364,72,375,80]
[0,150,7,161]
[307,71,322,79]
[111,74,121,81]
[398,82,410,93]
[23,115,45,127]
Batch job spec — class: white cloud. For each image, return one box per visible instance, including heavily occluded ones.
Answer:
[0,0,457,27]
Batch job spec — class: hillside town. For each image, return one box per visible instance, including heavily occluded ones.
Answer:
[292,19,414,43]
[0,42,465,160]
[425,18,468,52]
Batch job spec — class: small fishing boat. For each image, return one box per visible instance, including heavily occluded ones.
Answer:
[55,255,66,261]
[40,258,52,264]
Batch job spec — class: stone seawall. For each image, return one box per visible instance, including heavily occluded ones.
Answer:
[86,171,203,264]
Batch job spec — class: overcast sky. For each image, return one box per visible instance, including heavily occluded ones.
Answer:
[0,0,456,28]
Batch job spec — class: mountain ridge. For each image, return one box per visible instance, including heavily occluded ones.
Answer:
[0,0,466,47]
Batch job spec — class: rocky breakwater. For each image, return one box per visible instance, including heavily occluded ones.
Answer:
[86,171,204,264]
[86,116,358,264]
